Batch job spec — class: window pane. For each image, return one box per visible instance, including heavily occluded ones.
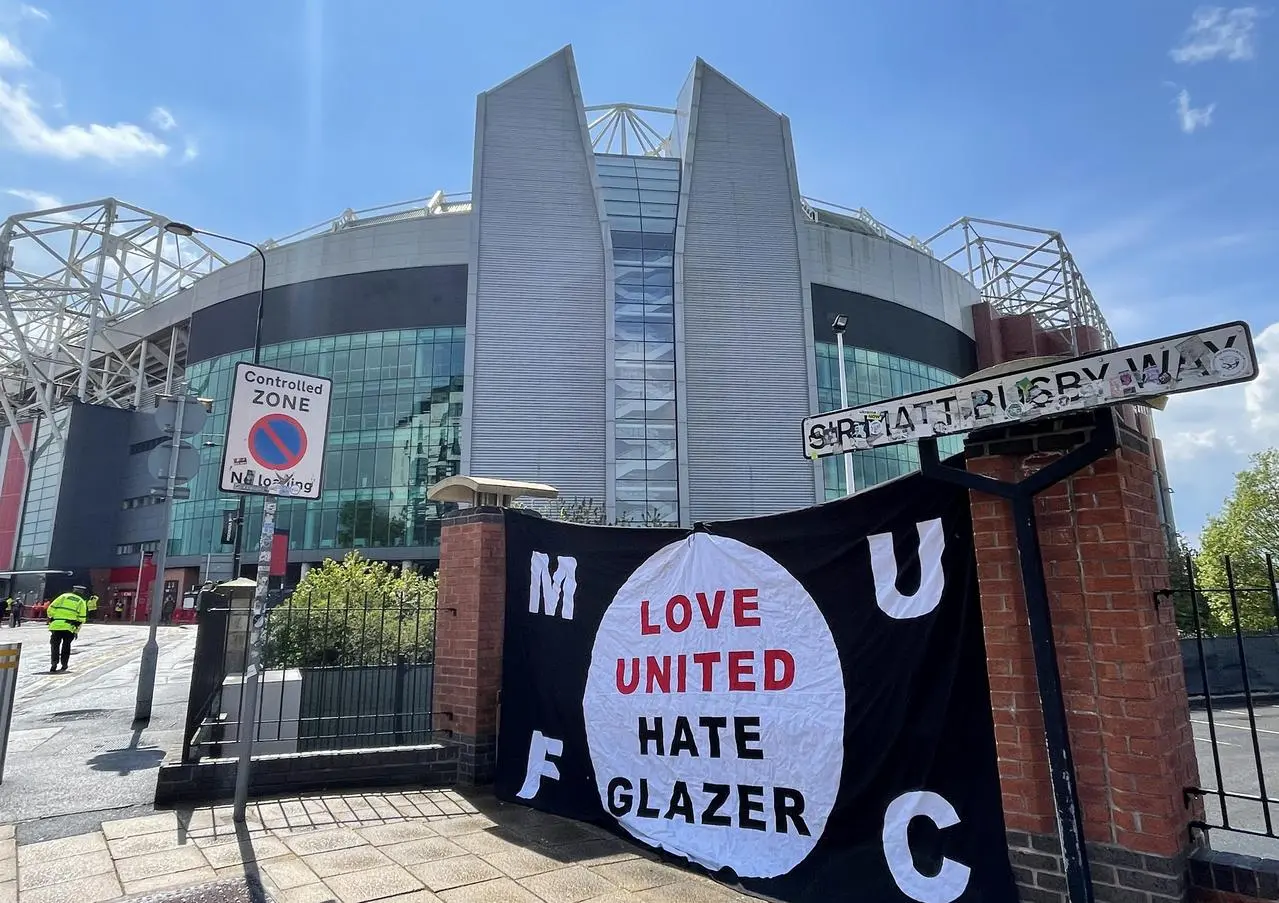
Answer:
[644,322,674,343]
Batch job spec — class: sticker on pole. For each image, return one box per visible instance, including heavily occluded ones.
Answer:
[220,363,331,499]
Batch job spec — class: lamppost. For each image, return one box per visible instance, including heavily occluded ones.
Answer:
[163,222,268,579]
[831,314,856,496]
[164,221,269,823]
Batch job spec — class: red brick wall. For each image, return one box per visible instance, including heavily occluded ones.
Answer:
[433,511,506,780]
[971,427,1201,857]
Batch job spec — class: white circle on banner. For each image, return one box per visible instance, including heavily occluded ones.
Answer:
[582,533,845,878]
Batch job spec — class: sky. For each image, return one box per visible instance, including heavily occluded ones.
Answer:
[0,0,1274,542]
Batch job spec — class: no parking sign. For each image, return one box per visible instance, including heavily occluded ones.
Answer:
[219,362,332,500]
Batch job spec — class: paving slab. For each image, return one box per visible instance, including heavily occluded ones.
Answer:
[121,865,219,897]
[259,856,321,892]
[518,864,621,903]
[380,835,467,867]
[199,835,292,869]
[0,881,13,903]
[102,811,181,841]
[281,829,366,858]
[301,844,391,879]
[482,846,567,879]
[17,829,107,864]
[437,877,546,903]
[408,854,503,892]
[108,829,188,859]
[320,863,422,903]
[18,848,114,890]
[589,859,684,893]
[19,872,121,903]
[115,845,210,884]
[354,821,437,847]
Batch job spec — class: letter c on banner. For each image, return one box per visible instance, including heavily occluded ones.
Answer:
[869,519,945,619]
[882,790,971,903]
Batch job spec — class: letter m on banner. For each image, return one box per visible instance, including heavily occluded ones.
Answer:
[530,552,576,620]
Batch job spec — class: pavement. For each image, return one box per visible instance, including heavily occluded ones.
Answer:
[0,623,197,844]
[0,788,754,903]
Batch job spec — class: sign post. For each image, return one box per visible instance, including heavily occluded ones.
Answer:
[135,390,208,722]
[0,642,19,785]
[219,362,331,822]
[800,321,1259,903]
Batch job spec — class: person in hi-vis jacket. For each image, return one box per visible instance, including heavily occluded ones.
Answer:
[46,586,88,673]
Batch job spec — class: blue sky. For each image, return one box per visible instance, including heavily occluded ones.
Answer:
[0,0,1274,540]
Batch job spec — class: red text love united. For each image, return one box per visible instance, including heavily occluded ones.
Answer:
[615,588,797,694]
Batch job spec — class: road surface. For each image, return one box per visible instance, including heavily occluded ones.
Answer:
[0,622,196,843]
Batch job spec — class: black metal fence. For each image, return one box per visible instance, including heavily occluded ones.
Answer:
[183,587,437,761]
[1179,552,1279,841]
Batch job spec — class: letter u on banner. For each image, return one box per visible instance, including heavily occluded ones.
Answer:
[869,519,945,619]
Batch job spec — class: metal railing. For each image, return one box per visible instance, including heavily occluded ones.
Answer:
[184,588,438,760]
[1180,552,1279,840]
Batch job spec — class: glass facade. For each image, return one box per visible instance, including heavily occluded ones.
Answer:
[815,342,964,499]
[597,153,681,526]
[14,410,68,569]
[171,327,465,560]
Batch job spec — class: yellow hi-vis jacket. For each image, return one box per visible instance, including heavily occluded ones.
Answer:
[47,592,87,634]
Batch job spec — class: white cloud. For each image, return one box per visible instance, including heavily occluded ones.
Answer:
[1156,321,1279,541]
[0,34,29,68]
[0,77,169,163]
[1171,6,1263,63]
[181,137,198,163]
[1176,88,1215,133]
[149,105,176,132]
[4,187,61,209]
[20,5,50,21]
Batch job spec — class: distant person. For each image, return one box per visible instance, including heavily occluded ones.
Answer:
[9,596,22,627]
[46,585,89,673]
[1,596,10,626]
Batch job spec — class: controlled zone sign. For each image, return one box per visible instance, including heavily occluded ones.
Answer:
[802,320,1258,459]
[220,362,332,499]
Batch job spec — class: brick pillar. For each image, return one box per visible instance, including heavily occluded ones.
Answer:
[969,410,1201,903]
[433,508,506,784]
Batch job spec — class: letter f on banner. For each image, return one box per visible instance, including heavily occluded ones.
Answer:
[516,730,564,800]
[530,552,577,619]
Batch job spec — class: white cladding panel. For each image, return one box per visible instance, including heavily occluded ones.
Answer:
[680,66,815,521]
[465,49,609,501]
[99,213,473,354]
[800,222,979,337]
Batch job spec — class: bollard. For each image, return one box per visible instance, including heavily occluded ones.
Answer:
[0,642,19,785]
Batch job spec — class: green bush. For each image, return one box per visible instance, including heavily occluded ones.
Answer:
[261,552,437,669]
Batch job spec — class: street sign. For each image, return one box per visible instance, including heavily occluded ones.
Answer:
[148,441,200,482]
[220,362,332,500]
[154,394,209,437]
[802,320,1257,459]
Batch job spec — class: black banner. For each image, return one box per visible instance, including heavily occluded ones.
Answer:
[497,471,1016,902]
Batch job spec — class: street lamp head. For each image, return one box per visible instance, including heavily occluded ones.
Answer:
[164,221,196,237]
[831,314,849,334]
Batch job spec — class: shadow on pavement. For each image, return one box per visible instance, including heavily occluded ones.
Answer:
[87,725,167,776]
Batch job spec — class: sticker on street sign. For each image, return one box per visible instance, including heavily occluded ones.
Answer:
[802,320,1257,459]
[220,362,332,499]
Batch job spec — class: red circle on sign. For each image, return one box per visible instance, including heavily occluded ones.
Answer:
[248,413,308,471]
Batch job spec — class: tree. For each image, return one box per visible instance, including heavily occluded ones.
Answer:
[1167,532,1225,636]
[261,552,437,669]
[549,497,675,527]
[1196,449,1279,633]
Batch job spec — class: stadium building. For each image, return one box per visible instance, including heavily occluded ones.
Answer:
[0,47,1144,606]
